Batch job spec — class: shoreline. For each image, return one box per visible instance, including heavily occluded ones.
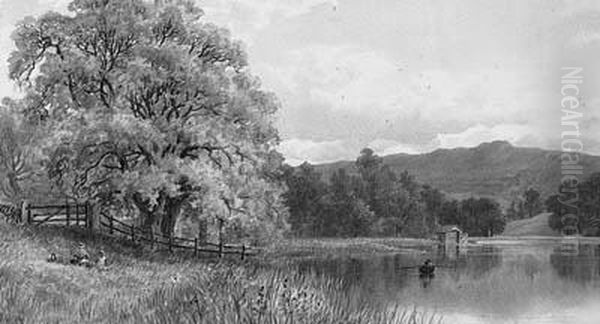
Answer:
[265,237,437,259]
[266,235,600,260]
[469,235,600,243]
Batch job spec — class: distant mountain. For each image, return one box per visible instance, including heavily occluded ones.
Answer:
[312,141,600,208]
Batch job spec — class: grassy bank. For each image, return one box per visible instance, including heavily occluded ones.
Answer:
[501,212,560,237]
[0,221,440,324]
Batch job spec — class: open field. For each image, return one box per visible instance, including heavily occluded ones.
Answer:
[501,213,561,237]
[0,220,440,324]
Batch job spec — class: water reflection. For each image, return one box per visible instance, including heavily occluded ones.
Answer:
[291,240,600,323]
[441,245,502,279]
[550,243,600,285]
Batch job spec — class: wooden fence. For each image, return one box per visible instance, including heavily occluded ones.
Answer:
[26,203,89,227]
[98,211,257,260]
[12,201,258,259]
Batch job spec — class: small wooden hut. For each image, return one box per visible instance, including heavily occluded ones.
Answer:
[436,225,463,246]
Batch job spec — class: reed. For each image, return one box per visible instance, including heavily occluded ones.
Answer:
[0,220,441,324]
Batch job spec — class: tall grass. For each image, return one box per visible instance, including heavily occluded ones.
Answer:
[0,220,441,324]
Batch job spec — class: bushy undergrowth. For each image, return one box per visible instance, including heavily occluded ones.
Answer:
[0,221,441,324]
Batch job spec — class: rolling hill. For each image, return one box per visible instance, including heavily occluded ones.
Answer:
[313,141,600,207]
[501,212,561,236]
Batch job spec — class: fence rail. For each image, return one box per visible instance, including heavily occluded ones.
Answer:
[3,201,258,260]
[26,203,89,227]
[98,212,256,260]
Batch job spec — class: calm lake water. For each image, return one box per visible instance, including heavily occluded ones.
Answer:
[294,239,600,324]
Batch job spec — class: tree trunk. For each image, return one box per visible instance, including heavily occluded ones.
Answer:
[160,196,186,240]
[132,191,189,242]
[132,193,160,242]
[198,218,208,243]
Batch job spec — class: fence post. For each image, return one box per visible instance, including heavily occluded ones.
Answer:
[194,237,198,257]
[66,203,70,227]
[131,225,135,242]
[241,245,245,261]
[27,206,31,224]
[19,200,27,224]
[84,203,89,229]
[150,227,155,250]
[218,218,223,258]
[109,216,114,235]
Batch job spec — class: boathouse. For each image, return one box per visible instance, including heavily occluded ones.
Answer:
[436,225,463,246]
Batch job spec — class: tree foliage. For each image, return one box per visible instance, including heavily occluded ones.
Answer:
[0,100,51,204]
[456,197,505,236]
[522,187,543,218]
[547,172,600,236]
[281,163,327,237]
[6,0,286,243]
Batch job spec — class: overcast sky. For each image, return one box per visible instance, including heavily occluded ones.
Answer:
[1,0,599,165]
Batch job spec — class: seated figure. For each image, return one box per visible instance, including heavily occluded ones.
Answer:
[96,250,107,270]
[70,242,90,266]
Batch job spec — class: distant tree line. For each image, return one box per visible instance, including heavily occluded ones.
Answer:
[546,172,600,236]
[282,148,506,238]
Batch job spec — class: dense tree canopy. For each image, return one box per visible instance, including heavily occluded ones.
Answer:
[284,149,506,238]
[5,0,287,243]
[547,172,600,236]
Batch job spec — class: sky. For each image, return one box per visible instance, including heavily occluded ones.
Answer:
[1,0,599,165]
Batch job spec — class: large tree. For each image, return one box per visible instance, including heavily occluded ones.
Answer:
[458,197,505,237]
[282,162,327,237]
[7,0,287,242]
[522,187,543,218]
[0,100,50,205]
[322,168,374,237]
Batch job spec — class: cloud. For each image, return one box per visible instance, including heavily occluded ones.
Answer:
[265,43,541,115]
[257,42,548,148]
[366,139,422,156]
[37,0,70,10]
[200,0,337,44]
[278,138,353,166]
[278,124,548,166]
[432,124,538,150]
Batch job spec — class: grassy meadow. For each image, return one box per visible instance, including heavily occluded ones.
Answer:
[0,220,441,324]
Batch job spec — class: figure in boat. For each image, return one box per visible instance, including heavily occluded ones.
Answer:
[419,259,435,278]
